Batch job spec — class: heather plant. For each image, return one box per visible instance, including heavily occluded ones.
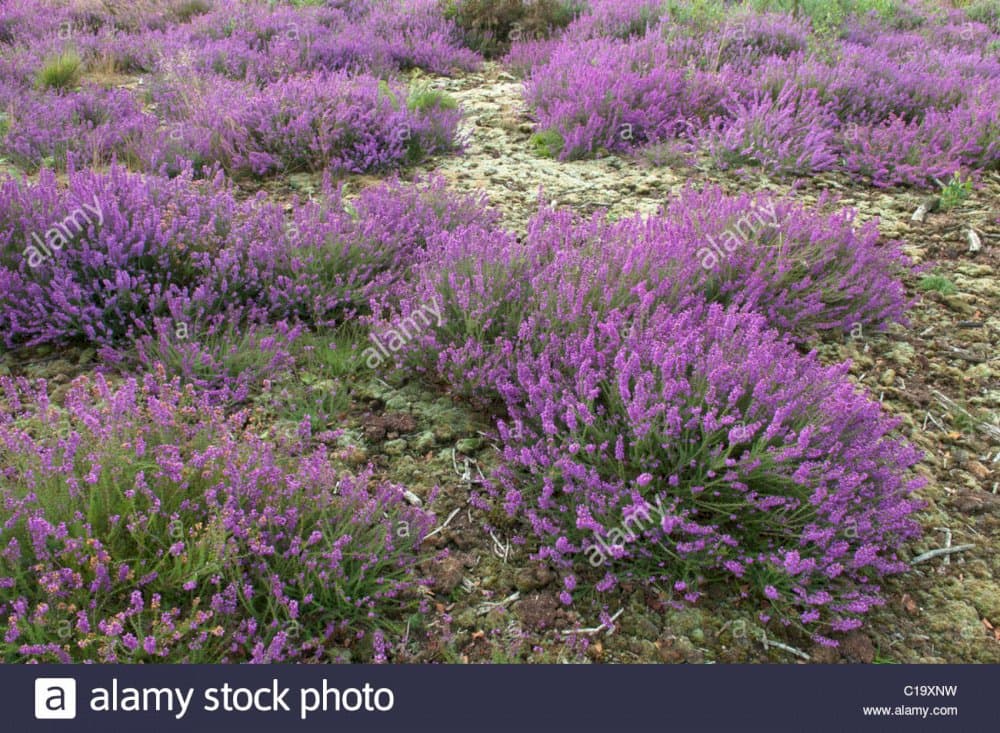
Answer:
[382,186,913,381]
[168,0,478,81]
[287,174,498,326]
[149,72,462,177]
[519,4,1000,184]
[129,312,304,405]
[0,165,273,348]
[487,301,924,642]
[702,84,838,175]
[0,85,156,172]
[375,199,922,640]
[0,165,488,356]
[0,369,434,662]
[443,0,583,57]
[839,99,1000,187]
[524,36,726,159]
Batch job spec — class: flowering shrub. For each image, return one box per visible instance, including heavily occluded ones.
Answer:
[149,72,462,177]
[0,165,488,352]
[0,85,156,171]
[0,369,434,662]
[523,36,726,159]
[0,165,277,349]
[702,84,838,175]
[490,302,923,641]
[117,0,480,83]
[376,185,913,385]
[373,190,923,640]
[519,4,1000,185]
[443,0,583,57]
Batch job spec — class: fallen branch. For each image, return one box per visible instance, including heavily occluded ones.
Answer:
[425,507,462,539]
[911,544,975,565]
[476,591,520,616]
[560,608,624,636]
[761,632,810,661]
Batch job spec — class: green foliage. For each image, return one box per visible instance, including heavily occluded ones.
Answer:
[917,274,957,294]
[938,172,973,210]
[530,128,564,158]
[407,85,459,113]
[377,79,402,111]
[965,0,1000,32]
[443,0,584,57]
[35,49,82,90]
[662,0,730,31]
[171,0,212,23]
[743,0,920,33]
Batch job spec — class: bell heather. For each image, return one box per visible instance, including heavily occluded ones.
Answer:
[371,188,923,640]
[0,368,434,663]
[149,71,462,177]
[520,5,1000,185]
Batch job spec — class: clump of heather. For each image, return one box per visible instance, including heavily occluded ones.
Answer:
[0,85,155,171]
[149,71,462,177]
[443,0,582,58]
[0,165,281,349]
[490,302,924,642]
[0,369,434,663]
[176,0,478,80]
[523,35,725,159]
[702,84,838,175]
[129,311,304,405]
[519,5,1000,185]
[653,186,914,336]
[379,185,913,384]
[373,188,923,640]
[0,165,485,354]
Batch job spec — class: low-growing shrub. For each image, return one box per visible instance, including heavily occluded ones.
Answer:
[150,72,462,177]
[372,191,923,642]
[702,84,838,175]
[377,185,913,381]
[0,165,494,366]
[0,86,156,171]
[519,5,1000,184]
[443,0,582,57]
[524,36,726,159]
[0,369,434,662]
[489,301,923,642]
